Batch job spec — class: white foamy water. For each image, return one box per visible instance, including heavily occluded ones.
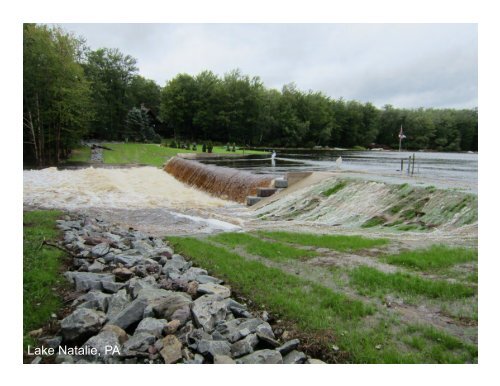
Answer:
[23,166,231,210]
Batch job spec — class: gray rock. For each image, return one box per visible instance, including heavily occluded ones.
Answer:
[129,277,158,298]
[100,324,129,344]
[107,297,148,330]
[64,271,115,292]
[88,260,106,273]
[101,280,125,293]
[191,295,229,333]
[178,267,208,282]
[236,349,283,364]
[91,243,110,257]
[162,257,191,275]
[230,333,259,358]
[283,350,307,364]
[196,339,231,358]
[75,290,111,312]
[171,305,192,325]
[131,239,154,255]
[122,332,156,355]
[114,254,141,267]
[215,318,271,343]
[197,283,231,299]
[196,275,223,285]
[145,291,192,320]
[255,321,276,340]
[60,308,106,341]
[83,330,122,356]
[106,289,131,319]
[44,336,63,349]
[135,317,168,338]
[276,339,300,356]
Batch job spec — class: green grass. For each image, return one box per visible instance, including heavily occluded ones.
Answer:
[101,143,191,166]
[67,146,91,162]
[169,237,372,329]
[84,142,269,167]
[403,325,477,363]
[208,232,317,261]
[23,210,67,349]
[349,266,476,300]
[322,181,347,197]
[383,245,478,271]
[169,236,476,363]
[256,231,389,251]
[361,216,386,228]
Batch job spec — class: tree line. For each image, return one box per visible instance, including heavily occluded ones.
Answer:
[23,24,478,167]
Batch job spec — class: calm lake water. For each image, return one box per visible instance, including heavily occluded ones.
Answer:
[198,150,478,192]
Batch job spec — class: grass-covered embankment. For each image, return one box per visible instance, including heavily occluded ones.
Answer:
[169,231,477,363]
[23,210,68,349]
[67,142,269,167]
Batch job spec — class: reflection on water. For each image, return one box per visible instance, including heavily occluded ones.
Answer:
[199,150,478,190]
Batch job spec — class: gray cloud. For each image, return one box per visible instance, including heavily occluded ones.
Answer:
[59,23,477,109]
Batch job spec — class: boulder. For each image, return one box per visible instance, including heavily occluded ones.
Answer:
[106,289,131,319]
[236,349,283,364]
[63,271,115,292]
[83,330,122,356]
[122,332,156,355]
[276,339,300,356]
[100,324,129,344]
[60,308,106,341]
[160,335,182,364]
[106,297,149,330]
[196,339,231,358]
[197,283,231,299]
[135,317,168,338]
[191,295,229,333]
[230,333,259,358]
[88,260,106,273]
[91,242,110,257]
[74,290,111,312]
[283,350,307,364]
[144,291,192,320]
[114,255,141,267]
[113,267,134,282]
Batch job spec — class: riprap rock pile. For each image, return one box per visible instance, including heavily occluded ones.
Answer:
[35,215,323,364]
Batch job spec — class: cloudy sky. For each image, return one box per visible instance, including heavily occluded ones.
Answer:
[59,23,477,109]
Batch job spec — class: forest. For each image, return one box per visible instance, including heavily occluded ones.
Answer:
[23,24,478,167]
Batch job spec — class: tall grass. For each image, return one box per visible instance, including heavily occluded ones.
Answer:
[383,245,477,271]
[256,231,389,251]
[23,210,67,348]
[208,232,317,261]
[349,266,476,299]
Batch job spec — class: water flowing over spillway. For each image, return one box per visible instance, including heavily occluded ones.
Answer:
[23,166,245,235]
[164,157,276,203]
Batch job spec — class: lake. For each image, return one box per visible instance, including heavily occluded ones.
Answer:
[198,150,478,193]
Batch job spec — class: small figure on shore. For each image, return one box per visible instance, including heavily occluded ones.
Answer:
[271,150,276,167]
[336,156,342,170]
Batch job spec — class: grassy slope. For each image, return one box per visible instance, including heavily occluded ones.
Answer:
[256,231,389,251]
[382,245,477,271]
[67,143,269,167]
[169,234,477,363]
[208,232,318,261]
[23,210,67,349]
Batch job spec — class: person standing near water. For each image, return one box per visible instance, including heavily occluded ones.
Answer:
[271,150,276,167]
